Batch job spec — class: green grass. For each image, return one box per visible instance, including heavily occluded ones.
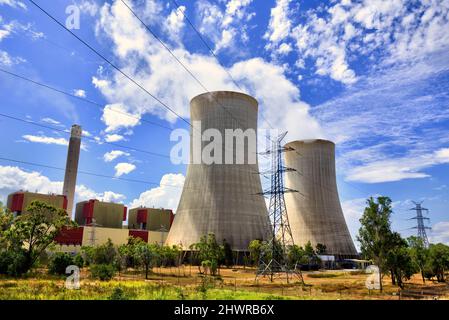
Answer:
[0,279,298,300]
[308,273,343,279]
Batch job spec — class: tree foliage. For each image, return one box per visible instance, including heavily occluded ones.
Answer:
[0,201,74,275]
[191,233,224,276]
[357,196,393,291]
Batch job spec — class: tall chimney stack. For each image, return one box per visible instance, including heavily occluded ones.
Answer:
[63,124,82,217]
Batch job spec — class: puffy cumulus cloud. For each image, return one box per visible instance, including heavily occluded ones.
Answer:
[264,0,292,50]
[265,0,449,85]
[114,162,136,177]
[0,166,125,213]
[195,0,254,52]
[22,134,68,146]
[103,150,130,162]
[129,173,185,210]
[101,190,126,203]
[165,5,186,43]
[92,1,322,141]
[230,58,323,140]
[101,103,141,133]
[104,133,125,142]
[429,221,449,245]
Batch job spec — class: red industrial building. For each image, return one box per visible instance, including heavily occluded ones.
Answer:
[7,191,67,214]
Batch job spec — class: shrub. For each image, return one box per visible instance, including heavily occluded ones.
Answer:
[73,253,84,268]
[48,253,74,275]
[0,250,28,276]
[90,264,116,281]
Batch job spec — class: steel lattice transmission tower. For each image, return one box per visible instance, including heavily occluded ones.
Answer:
[410,201,431,247]
[256,132,304,284]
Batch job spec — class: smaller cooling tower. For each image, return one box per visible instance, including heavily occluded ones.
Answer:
[284,140,358,258]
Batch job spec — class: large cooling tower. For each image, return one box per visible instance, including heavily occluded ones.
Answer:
[165,91,269,251]
[284,140,358,257]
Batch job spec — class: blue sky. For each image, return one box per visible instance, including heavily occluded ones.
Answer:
[0,0,448,247]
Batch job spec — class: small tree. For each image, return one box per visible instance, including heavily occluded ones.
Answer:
[426,243,449,282]
[248,239,262,266]
[408,236,428,283]
[384,232,415,288]
[5,201,75,272]
[137,243,158,279]
[191,233,224,276]
[357,196,394,292]
[287,245,306,268]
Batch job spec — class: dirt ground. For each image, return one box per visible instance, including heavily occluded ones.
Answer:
[113,266,449,300]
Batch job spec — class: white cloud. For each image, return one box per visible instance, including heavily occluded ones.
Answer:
[22,134,68,146]
[101,103,140,133]
[103,150,130,162]
[78,0,99,16]
[101,190,126,203]
[0,165,125,215]
[266,0,449,85]
[0,49,25,66]
[165,5,185,43]
[0,0,26,10]
[341,197,366,250]
[129,173,185,210]
[314,55,449,183]
[114,162,136,177]
[40,117,62,125]
[92,2,322,142]
[264,0,291,44]
[345,148,449,183]
[104,134,125,142]
[429,221,449,245]
[195,0,254,52]
[73,89,86,98]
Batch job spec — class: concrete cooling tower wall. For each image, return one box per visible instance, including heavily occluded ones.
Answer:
[284,140,358,258]
[165,91,269,251]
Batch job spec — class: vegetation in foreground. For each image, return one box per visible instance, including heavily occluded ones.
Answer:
[1,198,449,300]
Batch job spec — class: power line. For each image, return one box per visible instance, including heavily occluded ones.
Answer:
[0,112,170,159]
[27,0,191,127]
[168,0,275,130]
[24,0,268,180]
[0,68,173,131]
[0,156,184,189]
[120,0,275,133]
[169,0,242,91]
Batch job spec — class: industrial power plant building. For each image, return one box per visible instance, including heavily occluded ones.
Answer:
[75,199,127,229]
[284,139,358,258]
[7,191,67,215]
[166,91,270,251]
[54,226,169,249]
[128,207,174,232]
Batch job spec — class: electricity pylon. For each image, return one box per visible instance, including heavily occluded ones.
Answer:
[410,201,431,247]
[256,132,304,284]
